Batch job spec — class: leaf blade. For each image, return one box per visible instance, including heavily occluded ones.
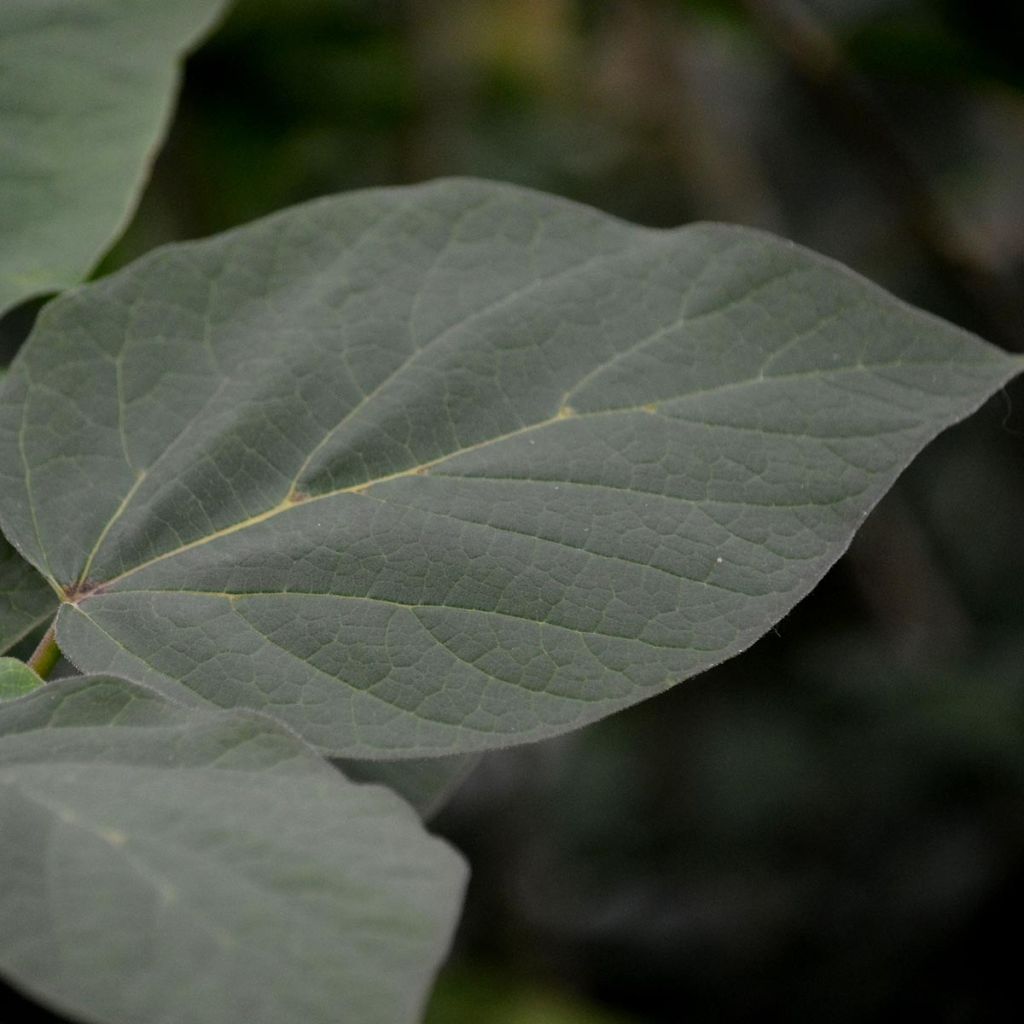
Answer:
[0,675,466,1024]
[0,0,230,315]
[0,657,42,700]
[1,179,1020,756]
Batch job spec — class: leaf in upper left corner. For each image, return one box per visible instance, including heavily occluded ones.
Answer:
[0,0,231,316]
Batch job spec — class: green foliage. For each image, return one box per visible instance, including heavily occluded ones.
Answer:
[427,963,641,1024]
[339,752,481,819]
[0,657,42,700]
[1,180,1019,759]
[0,675,465,1024]
[0,535,58,655]
[1,5,1022,1024]
[0,0,229,315]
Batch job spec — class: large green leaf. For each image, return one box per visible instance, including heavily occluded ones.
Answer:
[0,0,229,316]
[0,675,466,1024]
[0,534,58,655]
[0,180,1020,757]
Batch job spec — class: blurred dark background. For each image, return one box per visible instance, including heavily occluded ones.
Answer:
[7,1,1024,1021]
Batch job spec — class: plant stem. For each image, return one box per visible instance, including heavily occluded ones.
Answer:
[27,623,60,680]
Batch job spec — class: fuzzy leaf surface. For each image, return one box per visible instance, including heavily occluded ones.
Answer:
[0,675,466,1024]
[0,0,229,315]
[0,180,1020,757]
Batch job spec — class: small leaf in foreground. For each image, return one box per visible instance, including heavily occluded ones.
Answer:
[0,675,466,1024]
[339,753,481,819]
[0,179,1020,757]
[0,658,42,700]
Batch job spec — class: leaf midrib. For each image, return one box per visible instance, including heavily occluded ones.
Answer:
[62,353,960,599]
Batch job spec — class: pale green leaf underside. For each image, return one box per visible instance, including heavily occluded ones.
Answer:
[0,535,58,654]
[0,657,42,699]
[0,675,466,1024]
[0,0,229,316]
[0,180,1020,757]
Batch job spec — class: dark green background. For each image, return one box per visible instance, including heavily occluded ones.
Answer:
[5,1,1023,1020]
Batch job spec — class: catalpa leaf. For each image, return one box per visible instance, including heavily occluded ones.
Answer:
[0,0,230,316]
[0,675,466,1024]
[0,180,1020,757]
[0,535,58,655]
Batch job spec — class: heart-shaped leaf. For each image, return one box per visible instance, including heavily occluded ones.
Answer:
[0,0,229,316]
[0,180,1020,757]
[0,675,466,1024]
[0,535,58,655]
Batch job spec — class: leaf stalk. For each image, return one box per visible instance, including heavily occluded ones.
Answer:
[27,623,60,680]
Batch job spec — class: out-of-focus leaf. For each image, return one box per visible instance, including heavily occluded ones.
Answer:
[0,675,466,1024]
[0,0,230,315]
[339,753,481,819]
